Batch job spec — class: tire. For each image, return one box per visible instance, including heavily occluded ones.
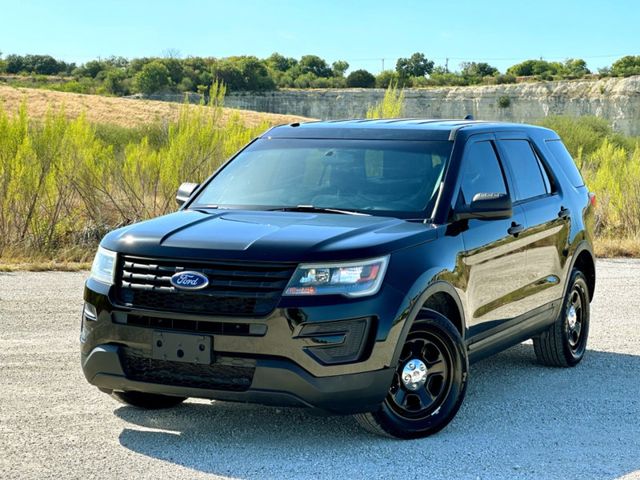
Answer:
[354,312,468,439]
[111,391,187,409]
[533,269,590,367]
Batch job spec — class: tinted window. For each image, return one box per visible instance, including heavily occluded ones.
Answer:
[546,140,585,187]
[460,141,507,205]
[192,138,452,216]
[499,140,548,201]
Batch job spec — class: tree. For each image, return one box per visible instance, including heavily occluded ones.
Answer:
[159,58,184,85]
[563,58,590,78]
[331,60,349,77]
[506,59,563,78]
[5,54,23,73]
[237,56,276,91]
[299,55,332,78]
[212,56,275,91]
[80,60,107,78]
[103,69,128,95]
[133,61,171,94]
[460,62,499,79]
[611,55,640,77]
[23,55,63,75]
[346,69,376,88]
[396,52,434,78]
[266,52,297,72]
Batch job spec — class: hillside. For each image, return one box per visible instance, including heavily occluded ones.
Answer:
[225,76,640,136]
[0,84,311,127]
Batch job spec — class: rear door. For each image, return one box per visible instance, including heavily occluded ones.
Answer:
[456,135,531,338]
[495,133,569,312]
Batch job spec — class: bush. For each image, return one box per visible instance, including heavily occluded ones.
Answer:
[375,70,399,88]
[495,74,516,84]
[346,69,376,88]
[366,83,404,118]
[497,96,511,108]
[133,61,171,94]
[611,55,640,77]
[0,84,272,259]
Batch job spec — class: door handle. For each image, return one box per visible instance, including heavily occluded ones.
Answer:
[508,222,524,237]
[558,206,570,219]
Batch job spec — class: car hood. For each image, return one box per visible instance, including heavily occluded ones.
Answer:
[102,209,439,262]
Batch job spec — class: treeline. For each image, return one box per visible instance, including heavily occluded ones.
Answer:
[1,51,640,95]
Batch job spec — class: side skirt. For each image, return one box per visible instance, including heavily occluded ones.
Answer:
[466,300,560,364]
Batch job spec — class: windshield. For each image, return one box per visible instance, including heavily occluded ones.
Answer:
[190,138,452,218]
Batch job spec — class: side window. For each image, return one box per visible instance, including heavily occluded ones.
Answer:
[499,140,548,201]
[546,140,585,187]
[459,141,508,205]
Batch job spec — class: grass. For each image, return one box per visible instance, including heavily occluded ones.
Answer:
[594,237,640,258]
[0,261,90,272]
[0,84,309,128]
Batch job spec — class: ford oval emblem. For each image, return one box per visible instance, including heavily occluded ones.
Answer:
[170,271,209,290]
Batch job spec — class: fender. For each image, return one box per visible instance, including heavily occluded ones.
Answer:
[389,280,466,369]
[562,239,595,299]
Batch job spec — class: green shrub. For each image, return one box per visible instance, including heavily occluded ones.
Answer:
[366,83,404,118]
[346,69,376,88]
[611,55,640,77]
[497,95,511,108]
[133,61,171,94]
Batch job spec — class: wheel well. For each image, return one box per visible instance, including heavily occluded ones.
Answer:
[421,292,464,336]
[573,250,596,300]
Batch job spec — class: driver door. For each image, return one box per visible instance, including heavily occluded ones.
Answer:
[456,136,531,338]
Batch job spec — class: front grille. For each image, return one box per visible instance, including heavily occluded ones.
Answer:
[120,349,256,391]
[116,255,295,316]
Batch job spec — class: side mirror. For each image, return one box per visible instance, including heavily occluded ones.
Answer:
[454,193,512,221]
[176,182,200,206]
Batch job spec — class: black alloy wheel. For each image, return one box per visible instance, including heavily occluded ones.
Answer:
[354,311,468,439]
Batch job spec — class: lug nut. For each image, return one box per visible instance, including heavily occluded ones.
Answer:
[409,362,415,370]
[404,374,411,382]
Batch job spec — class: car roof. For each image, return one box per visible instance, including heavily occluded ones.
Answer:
[264,119,557,141]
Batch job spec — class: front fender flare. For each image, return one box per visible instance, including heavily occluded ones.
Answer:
[389,280,466,369]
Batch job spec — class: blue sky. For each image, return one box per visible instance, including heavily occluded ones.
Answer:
[1,0,638,73]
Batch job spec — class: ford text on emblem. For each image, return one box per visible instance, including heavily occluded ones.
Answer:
[170,271,209,290]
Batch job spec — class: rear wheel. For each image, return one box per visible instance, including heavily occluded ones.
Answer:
[354,312,468,439]
[112,391,187,409]
[533,269,590,367]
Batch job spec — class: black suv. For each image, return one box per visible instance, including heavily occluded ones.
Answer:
[81,119,596,438]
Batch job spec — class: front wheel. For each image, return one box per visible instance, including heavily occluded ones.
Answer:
[354,312,468,439]
[112,391,187,409]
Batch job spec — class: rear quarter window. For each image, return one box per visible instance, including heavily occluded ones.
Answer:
[545,140,585,187]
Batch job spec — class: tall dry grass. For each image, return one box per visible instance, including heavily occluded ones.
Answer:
[0,83,271,261]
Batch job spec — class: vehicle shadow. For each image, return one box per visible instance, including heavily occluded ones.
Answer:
[116,345,640,480]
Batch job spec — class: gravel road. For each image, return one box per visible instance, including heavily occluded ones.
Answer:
[1,259,639,480]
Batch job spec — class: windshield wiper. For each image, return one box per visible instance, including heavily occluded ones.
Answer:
[269,205,370,216]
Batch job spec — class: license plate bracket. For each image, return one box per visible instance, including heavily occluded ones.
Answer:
[152,331,212,365]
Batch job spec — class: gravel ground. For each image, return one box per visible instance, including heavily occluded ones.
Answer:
[0,259,639,480]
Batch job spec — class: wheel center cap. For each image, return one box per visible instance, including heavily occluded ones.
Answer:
[567,305,577,329]
[401,358,428,391]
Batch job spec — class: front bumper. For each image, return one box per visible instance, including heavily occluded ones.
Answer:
[81,344,393,413]
[80,277,408,414]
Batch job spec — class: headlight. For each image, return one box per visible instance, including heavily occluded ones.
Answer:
[90,246,117,285]
[284,256,389,297]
